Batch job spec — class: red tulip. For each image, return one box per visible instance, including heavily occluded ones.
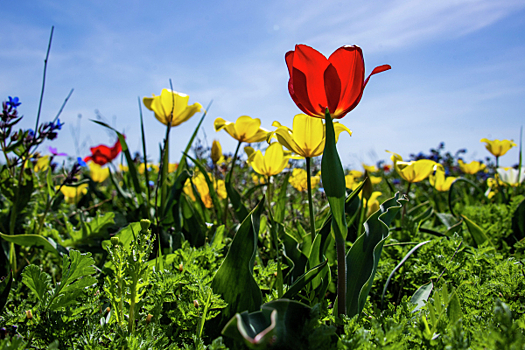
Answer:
[286,44,391,119]
[84,138,122,166]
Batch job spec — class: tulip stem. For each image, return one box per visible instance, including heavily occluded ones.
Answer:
[229,141,242,180]
[305,157,316,237]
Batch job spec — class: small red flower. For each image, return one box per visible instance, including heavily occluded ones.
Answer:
[84,138,122,166]
[286,44,391,119]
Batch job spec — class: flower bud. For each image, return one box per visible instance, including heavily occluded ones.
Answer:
[110,237,120,246]
[211,140,222,164]
[178,263,184,272]
[140,219,151,232]
[193,300,199,308]
[25,310,33,319]
[146,314,153,324]
[106,307,111,313]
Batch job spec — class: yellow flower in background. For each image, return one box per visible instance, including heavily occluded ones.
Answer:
[362,163,378,173]
[34,155,50,172]
[348,170,363,178]
[345,175,362,191]
[60,184,88,204]
[143,89,203,127]
[496,167,525,187]
[247,143,289,177]
[138,163,159,174]
[183,172,227,208]
[387,151,436,183]
[458,159,486,175]
[168,163,178,173]
[480,138,516,157]
[366,191,382,218]
[88,162,110,183]
[252,174,266,185]
[429,167,456,192]
[289,168,320,192]
[211,140,225,165]
[119,164,129,173]
[370,176,382,185]
[214,115,269,143]
[271,114,351,158]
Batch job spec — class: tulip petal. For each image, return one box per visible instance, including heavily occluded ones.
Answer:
[293,114,324,158]
[333,122,352,142]
[328,46,365,117]
[292,45,330,117]
[323,63,342,115]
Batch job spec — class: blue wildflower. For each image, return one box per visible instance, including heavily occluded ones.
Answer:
[7,96,21,108]
[77,157,87,167]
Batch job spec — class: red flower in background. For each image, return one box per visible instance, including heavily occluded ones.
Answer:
[285,44,391,119]
[84,138,122,166]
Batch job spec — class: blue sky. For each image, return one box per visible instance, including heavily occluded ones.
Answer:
[1,0,524,168]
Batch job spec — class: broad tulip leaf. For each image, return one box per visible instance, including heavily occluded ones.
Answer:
[222,299,311,350]
[381,240,431,309]
[180,195,206,247]
[461,214,493,248]
[282,231,307,284]
[210,197,265,331]
[346,192,407,317]
[225,174,249,222]
[321,111,346,243]
[0,232,60,256]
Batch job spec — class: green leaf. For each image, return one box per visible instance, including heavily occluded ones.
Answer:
[222,299,311,349]
[50,250,97,310]
[461,214,493,248]
[21,265,51,301]
[381,240,431,309]
[282,260,327,299]
[273,171,292,224]
[320,111,346,243]
[225,174,249,222]
[0,232,60,256]
[210,197,265,330]
[165,170,191,230]
[345,192,407,317]
[410,281,433,313]
[180,195,206,247]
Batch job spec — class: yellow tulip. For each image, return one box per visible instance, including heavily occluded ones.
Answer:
[168,163,178,173]
[362,163,378,173]
[496,167,525,187]
[252,174,266,185]
[34,155,50,172]
[119,164,129,172]
[289,168,320,192]
[387,151,437,183]
[60,184,88,204]
[211,140,225,165]
[214,116,269,143]
[480,138,516,157]
[345,175,361,191]
[143,89,203,127]
[271,114,351,158]
[88,162,110,183]
[247,143,289,177]
[183,172,227,208]
[429,169,456,192]
[366,191,382,218]
[458,159,486,175]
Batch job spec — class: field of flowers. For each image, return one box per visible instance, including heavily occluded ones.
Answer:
[1,41,524,349]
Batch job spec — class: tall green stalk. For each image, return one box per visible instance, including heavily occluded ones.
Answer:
[306,157,316,237]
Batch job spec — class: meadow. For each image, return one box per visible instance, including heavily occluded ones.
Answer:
[0,41,524,350]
